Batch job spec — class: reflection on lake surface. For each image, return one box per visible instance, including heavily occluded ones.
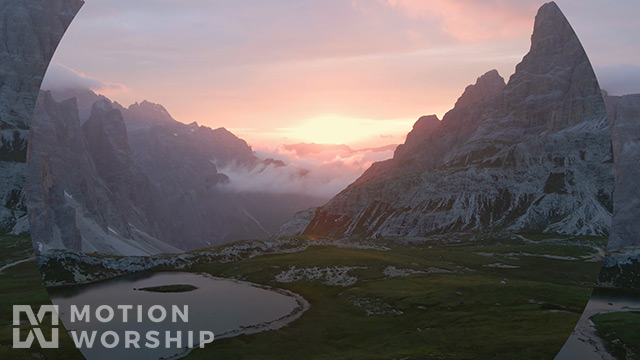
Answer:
[555,288,640,360]
[49,272,307,360]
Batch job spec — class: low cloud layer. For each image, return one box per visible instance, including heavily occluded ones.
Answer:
[219,144,396,199]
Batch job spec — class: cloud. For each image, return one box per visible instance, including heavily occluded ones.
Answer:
[41,63,129,96]
[48,0,540,131]
[47,0,640,146]
[218,144,396,198]
[375,0,539,42]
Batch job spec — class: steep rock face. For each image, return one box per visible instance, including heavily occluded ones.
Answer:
[598,94,640,289]
[604,94,640,251]
[0,0,83,234]
[29,89,326,254]
[27,92,255,253]
[27,92,179,255]
[302,2,613,239]
[123,106,327,248]
[54,88,258,167]
[80,100,160,239]
[126,121,267,250]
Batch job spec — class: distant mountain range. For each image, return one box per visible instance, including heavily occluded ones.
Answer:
[26,89,327,255]
[285,2,615,240]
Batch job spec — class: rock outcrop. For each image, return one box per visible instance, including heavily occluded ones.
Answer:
[300,2,613,239]
[0,0,83,235]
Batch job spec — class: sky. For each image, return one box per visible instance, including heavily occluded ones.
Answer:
[43,0,640,151]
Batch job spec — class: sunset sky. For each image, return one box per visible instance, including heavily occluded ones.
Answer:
[43,0,640,150]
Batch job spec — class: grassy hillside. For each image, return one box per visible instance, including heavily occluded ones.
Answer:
[592,311,640,360]
[1,233,608,359]
[182,234,604,359]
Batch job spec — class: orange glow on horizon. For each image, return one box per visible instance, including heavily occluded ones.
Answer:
[229,115,418,150]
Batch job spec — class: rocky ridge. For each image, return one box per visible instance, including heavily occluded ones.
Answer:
[294,2,613,239]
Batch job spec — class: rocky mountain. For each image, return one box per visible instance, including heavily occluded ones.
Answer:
[27,89,326,255]
[603,93,640,251]
[294,2,613,239]
[27,93,180,254]
[598,93,640,289]
[0,0,83,235]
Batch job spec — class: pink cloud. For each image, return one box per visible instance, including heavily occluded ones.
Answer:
[378,0,539,42]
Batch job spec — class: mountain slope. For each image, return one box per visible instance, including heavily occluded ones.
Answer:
[27,92,181,254]
[300,2,613,239]
[0,0,83,235]
[28,89,326,255]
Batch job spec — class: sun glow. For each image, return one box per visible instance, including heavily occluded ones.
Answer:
[276,115,415,148]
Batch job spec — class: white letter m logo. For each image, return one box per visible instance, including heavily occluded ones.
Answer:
[13,305,59,348]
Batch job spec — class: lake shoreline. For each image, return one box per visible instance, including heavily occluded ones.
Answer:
[166,272,310,360]
[555,288,640,360]
[49,271,310,360]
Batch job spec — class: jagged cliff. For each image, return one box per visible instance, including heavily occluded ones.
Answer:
[598,93,640,289]
[298,2,613,239]
[27,93,181,254]
[27,89,325,255]
[0,0,83,235]
[604,94,640,251]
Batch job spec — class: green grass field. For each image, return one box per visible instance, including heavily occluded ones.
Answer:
[1,233,606,359]
[181,234,604,359]
[592,311,640,360]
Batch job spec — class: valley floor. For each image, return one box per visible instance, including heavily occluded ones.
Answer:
[179,233,606,359]
[1,233,630,359]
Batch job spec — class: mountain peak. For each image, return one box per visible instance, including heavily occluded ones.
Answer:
[129,100,171,115]
[503,1,605,131]
[512,1,584,78]
[454,70,505,108]
[91,97,114,112]
[393,115,440,160]
[412,115,440,131]
[299,1,612,240]
[125,99,176,128]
